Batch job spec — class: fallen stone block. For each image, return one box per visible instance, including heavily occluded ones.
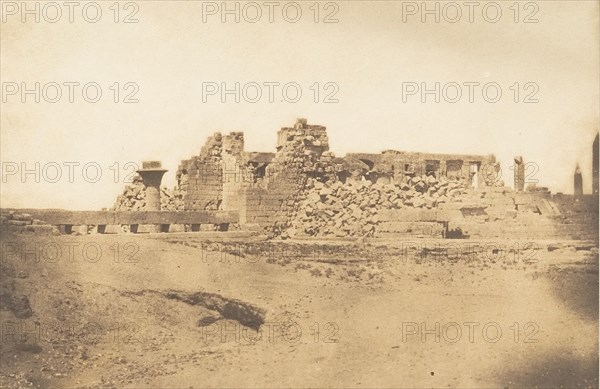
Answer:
[517,204,539,213]
[12,213,33,221]
[23,225,57,235]
[377,221,444,236]
[133,224,162,233]
[101,225,122,234]
[514,193,536,205]
[7,220,29,226]
[241,223,263,232]
[168,224,185,232]
[71,225,88,235]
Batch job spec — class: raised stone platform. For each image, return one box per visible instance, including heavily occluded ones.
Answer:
[1,209,240,234]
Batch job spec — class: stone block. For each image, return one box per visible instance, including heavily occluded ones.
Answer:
[168,224,186,232]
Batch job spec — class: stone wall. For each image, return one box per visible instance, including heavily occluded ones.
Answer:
[345,151,497,188]
[245,120,331,231]
[177,133,224,211]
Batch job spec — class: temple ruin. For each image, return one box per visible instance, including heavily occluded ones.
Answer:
[108,119,598,240]
[2,120,597,240]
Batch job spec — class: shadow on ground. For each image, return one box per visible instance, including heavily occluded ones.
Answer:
[496,350,599,388]
[543,264,599,321]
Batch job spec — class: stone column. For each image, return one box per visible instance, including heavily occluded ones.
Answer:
[222,132,245,212]
[574,164,583,196]
[514,156,525,192]
[469,162,479,190]
[137,161,168,210]
[136,161,168,232]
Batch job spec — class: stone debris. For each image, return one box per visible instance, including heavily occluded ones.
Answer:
[0,210,57,234]
[1,211,34,225]
[279,174,471,238]
[112,174,184,211]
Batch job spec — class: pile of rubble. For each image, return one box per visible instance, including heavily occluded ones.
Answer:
[0,211,56,234]
[112,175,185,211]
[279,174,471,238]
[1,211,35,226]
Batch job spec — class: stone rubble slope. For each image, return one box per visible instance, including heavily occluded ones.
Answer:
[278,174,471,239]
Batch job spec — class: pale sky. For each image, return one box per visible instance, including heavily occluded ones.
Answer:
[1,0,598,210]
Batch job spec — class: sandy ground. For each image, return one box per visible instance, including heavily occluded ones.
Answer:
[0,231,598,388]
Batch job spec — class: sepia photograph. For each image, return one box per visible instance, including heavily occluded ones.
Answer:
[1,1,599,388]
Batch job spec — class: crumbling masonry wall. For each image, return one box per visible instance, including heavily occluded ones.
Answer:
[344,151,497,187]
[177,133,224,211]
[242,121,330,226]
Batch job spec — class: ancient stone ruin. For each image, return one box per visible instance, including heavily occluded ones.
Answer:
[2,119,596,239]
[106,119,599,240]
